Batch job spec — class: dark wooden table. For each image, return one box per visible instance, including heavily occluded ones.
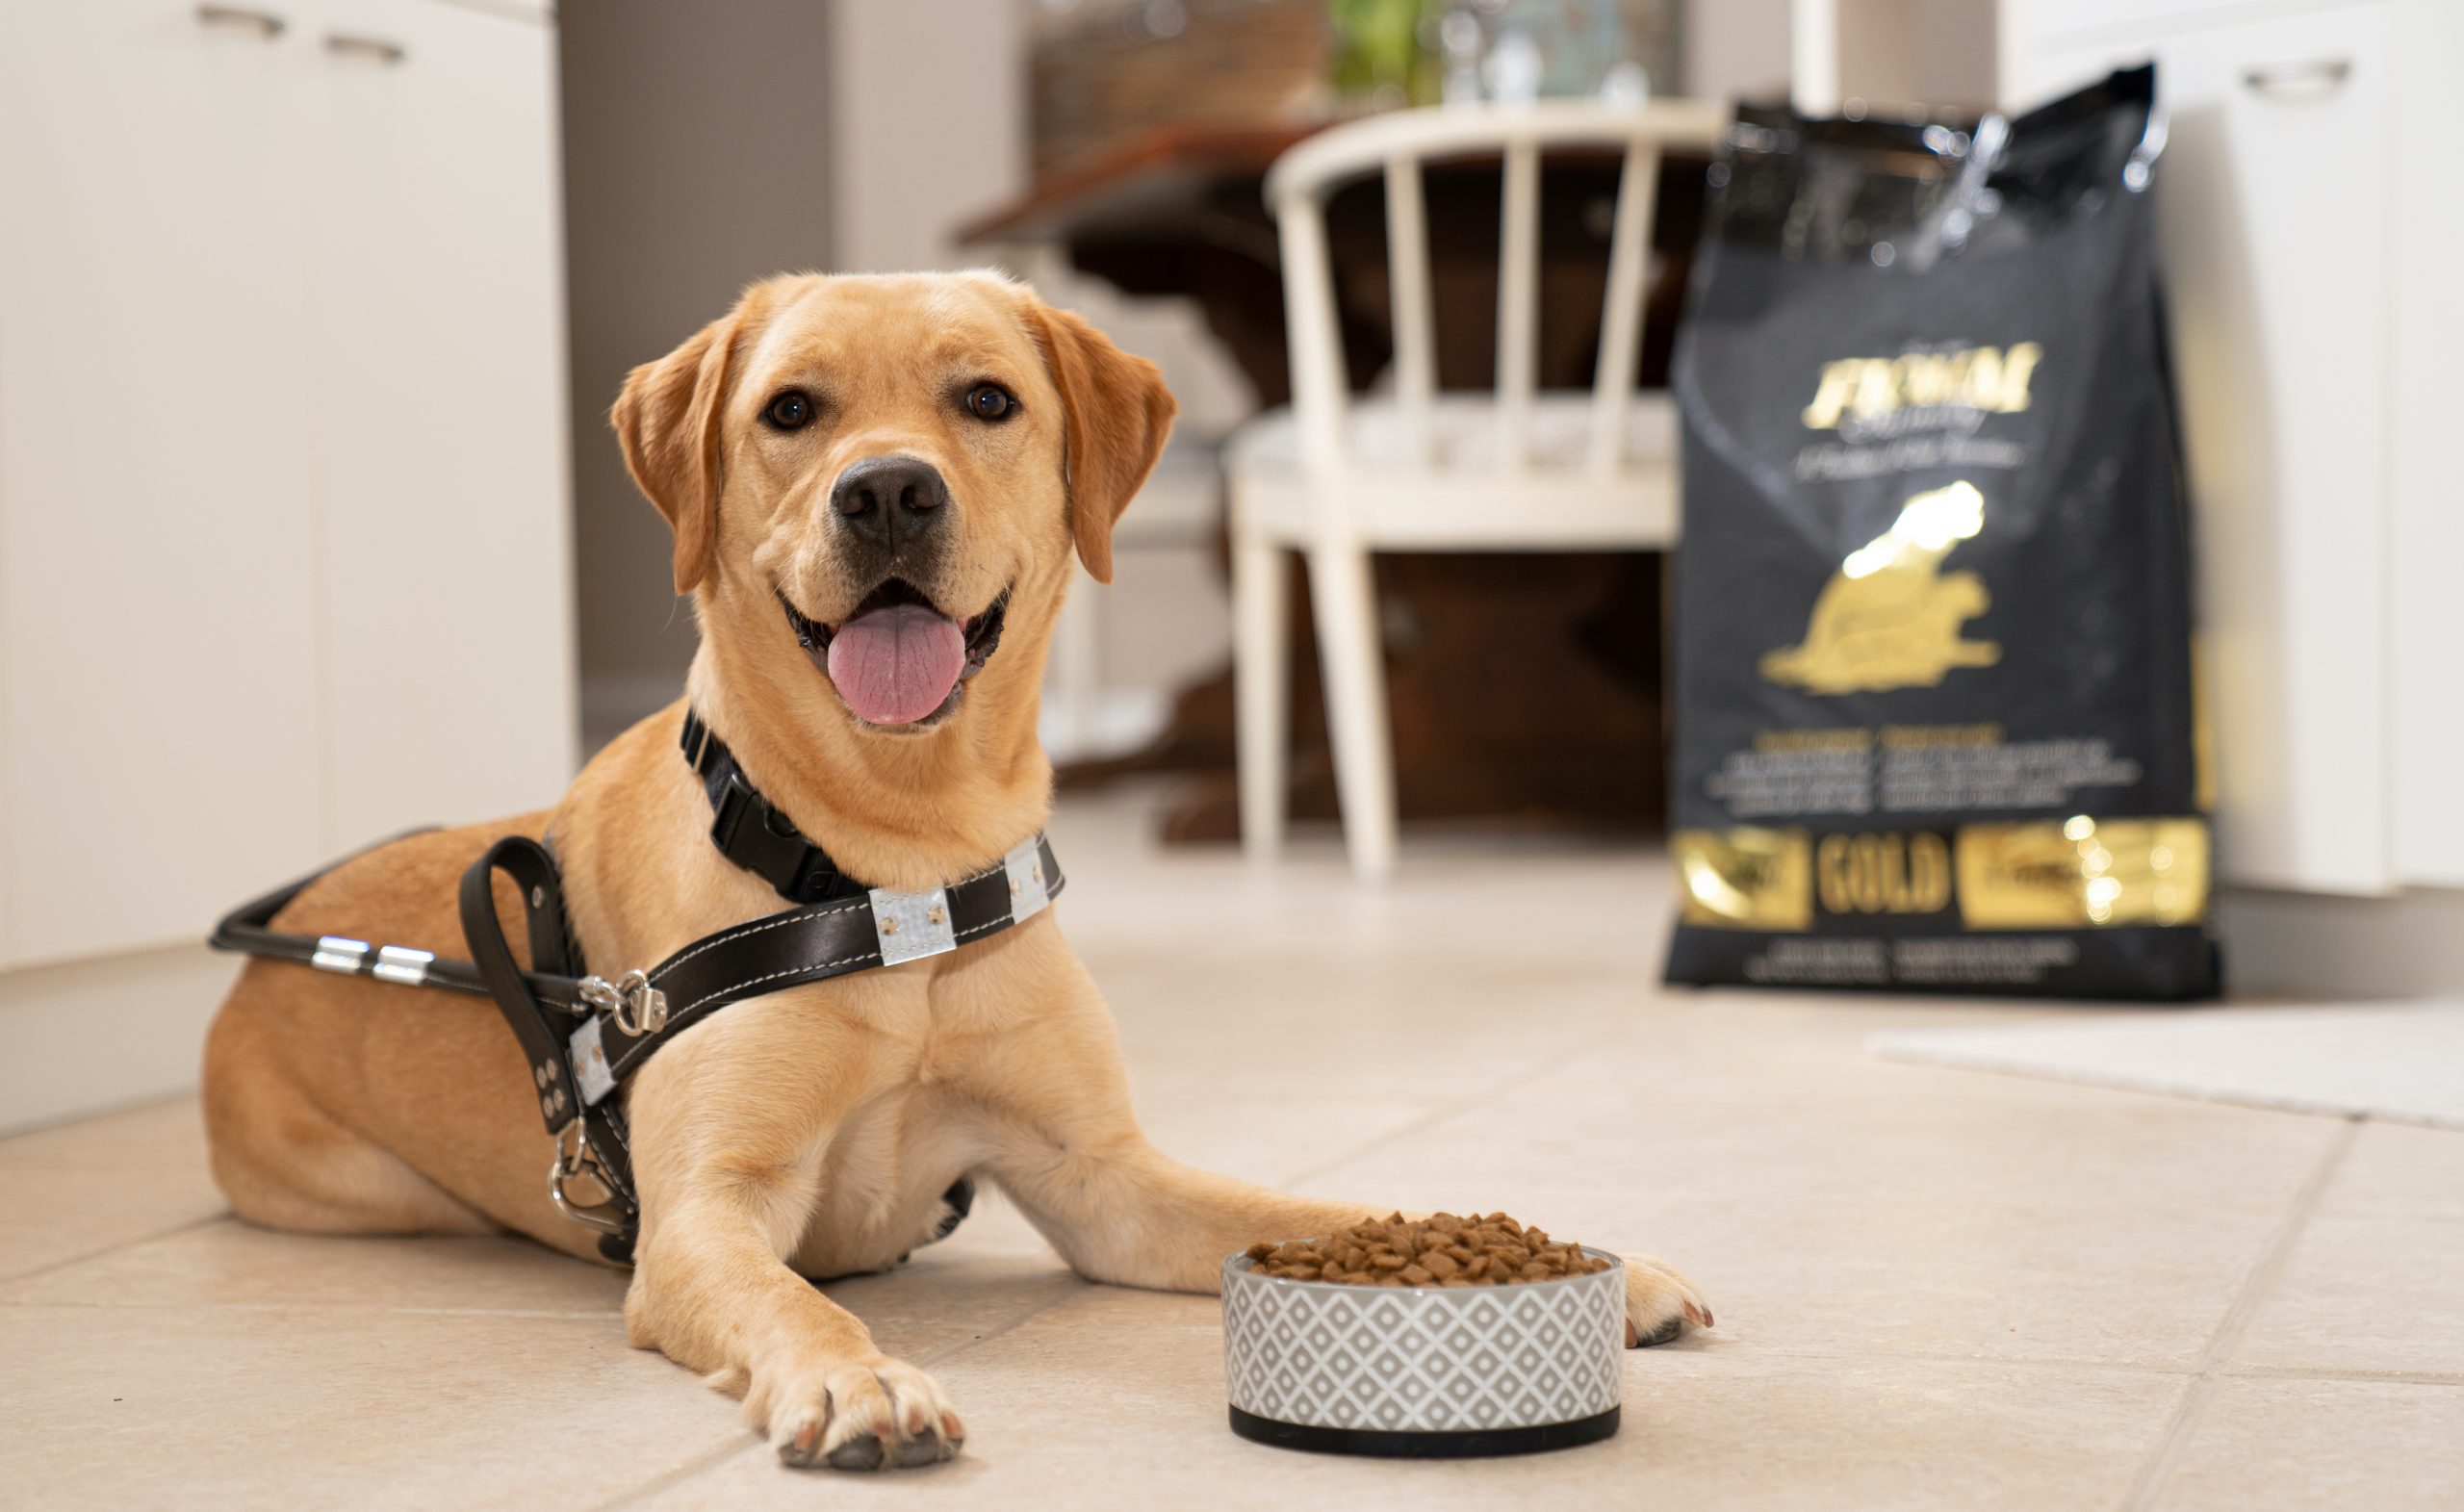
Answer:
[962,123,1707,843]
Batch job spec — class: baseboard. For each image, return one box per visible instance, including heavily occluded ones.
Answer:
[0,944,240,1136]
[2215,884,2464,1000]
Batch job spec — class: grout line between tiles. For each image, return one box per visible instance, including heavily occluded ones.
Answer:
[2119,1115,2363,1512]
[0,1211,227,1291]
[1276,1001,1709,1192]
[906,1279,1094,1371]
[0,1295,626,1319]
[1707,1345,2203,1377]
[2224,1363,2464,1389]
[585,1432,763,1512]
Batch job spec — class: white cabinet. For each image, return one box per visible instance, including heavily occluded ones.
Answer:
[2007,0,2459,896]
[310,0,577,849]
[2383,1,2464,890]
[0,0,329,964]
[0,0,574,968]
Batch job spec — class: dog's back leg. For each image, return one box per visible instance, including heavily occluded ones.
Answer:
[202,971,494,1237]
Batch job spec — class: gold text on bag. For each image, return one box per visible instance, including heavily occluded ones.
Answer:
[1799,343,2043,430]
[1670,816,2209,931]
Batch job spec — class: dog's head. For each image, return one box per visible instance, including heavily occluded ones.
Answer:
[614,271,1173,745]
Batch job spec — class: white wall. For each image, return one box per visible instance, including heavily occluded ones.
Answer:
[828,0,1029,275]
[1722,0,1997,111]
[562,0,841,751]
[1687,0,1792,103]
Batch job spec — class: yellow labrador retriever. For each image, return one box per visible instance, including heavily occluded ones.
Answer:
[200,272,1709,1472]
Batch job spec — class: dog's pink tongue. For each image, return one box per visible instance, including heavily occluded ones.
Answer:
[825,603,966,726]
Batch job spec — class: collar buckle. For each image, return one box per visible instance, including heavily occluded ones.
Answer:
[708,769,841,902]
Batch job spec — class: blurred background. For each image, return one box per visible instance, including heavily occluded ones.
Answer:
[0,0,2456,1130]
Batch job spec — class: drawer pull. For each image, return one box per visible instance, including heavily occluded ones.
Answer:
[2242,58,2351,93]
[324,33,408,64]
[194,4,285,38]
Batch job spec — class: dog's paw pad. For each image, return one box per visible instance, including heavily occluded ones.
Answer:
[825,1434,886,1472]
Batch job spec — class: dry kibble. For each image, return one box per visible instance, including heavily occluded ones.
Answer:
[1245,1213,1612,1287]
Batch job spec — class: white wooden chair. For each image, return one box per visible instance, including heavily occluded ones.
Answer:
[1228,99,1725,881]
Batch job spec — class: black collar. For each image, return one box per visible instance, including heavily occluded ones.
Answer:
[680,709,867,905]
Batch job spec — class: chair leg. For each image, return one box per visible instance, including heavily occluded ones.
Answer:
[1232,528,1289,858]
[1304,539,1397,882]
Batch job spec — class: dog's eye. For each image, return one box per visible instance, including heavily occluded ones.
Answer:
[763,391,813,431]
[963,383,1015,422]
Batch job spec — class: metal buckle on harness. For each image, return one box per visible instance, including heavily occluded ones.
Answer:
[578,969,668,1038]
[548,1122,631,1237]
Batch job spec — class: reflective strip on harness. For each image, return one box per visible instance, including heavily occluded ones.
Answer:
[571,1014,617,1106]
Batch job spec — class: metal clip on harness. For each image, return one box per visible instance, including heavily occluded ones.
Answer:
[578,970,669,1038]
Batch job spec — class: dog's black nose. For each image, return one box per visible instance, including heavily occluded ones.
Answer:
[831,456,947,549]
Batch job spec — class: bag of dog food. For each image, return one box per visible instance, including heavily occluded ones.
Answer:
[1663,65,2218,999]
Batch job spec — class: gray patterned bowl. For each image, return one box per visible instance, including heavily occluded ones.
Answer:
[1220,1247,1625,1457]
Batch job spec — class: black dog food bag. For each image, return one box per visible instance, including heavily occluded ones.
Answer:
[1665,66,2217,1000]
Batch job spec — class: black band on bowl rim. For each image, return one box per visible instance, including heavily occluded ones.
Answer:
[1227,1405,1619,1459]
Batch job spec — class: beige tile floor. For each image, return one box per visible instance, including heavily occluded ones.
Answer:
[4,789,2457,1511]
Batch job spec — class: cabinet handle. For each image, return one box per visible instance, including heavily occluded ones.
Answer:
[324,33,408,64]
[2242,58,2351,93]
[194,4,286,38]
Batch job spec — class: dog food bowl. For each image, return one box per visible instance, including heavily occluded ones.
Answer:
[1220,1248,1625,1457]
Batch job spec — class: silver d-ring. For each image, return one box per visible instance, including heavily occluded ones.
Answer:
[610,969,669,1037]
[579,969,669,1038]
[546,1125,629,1237]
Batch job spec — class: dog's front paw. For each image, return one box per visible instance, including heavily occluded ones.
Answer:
[1619,1253,1713,1347]
[758,1356,964,1471]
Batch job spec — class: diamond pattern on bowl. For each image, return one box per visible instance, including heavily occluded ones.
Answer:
[1222,1251,1624,1433]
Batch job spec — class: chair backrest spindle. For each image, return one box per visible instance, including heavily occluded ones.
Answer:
[1384,156,1437,468]
[1494,140,1541,473]
[1587,141,1659,478]
[1264,100,1724,484]
[1274,198,1350,477]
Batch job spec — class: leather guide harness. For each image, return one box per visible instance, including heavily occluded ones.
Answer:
[210,711,1063,1264]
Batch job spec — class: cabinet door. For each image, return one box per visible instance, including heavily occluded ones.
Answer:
[2021,5,2396,895]
[2387,0,2464,888]
[309,0,578,850]
[0,0,327,965]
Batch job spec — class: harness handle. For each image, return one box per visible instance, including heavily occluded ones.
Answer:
[458,836,587,1134]
[458,836,640,1262]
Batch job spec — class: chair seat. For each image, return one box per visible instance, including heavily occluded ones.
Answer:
[1225,390,1677,475]
[1227,391,1680,551]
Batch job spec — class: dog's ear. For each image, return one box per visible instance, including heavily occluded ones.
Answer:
[612,307,745,595]
[1027,301,1176,584]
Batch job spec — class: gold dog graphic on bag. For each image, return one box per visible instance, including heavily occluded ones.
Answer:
[1760,480,2003,695]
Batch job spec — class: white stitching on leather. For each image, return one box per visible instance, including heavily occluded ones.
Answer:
[649,899,869,982]
[662,950,877,1027]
